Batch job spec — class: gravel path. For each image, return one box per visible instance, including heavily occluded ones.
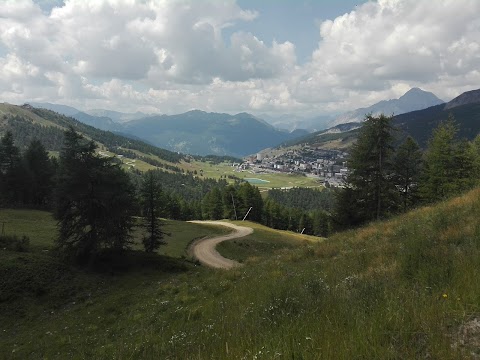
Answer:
[188,221,253,269]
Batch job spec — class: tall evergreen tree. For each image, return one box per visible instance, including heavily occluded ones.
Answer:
[141,171,167,252]
[312,210,331,237]
[394,136,423,212]
[0,131,22,205]
[237,182,263,222]
[420,116,476,203]
[0,131,20,173]
[335,114,398,228]
[202,187,223,220]
[54,127,136,262]
[471,135,480,181]
[298,213,313,234]
[23,139,55,207]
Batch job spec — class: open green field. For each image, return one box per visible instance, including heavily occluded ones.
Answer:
[2,188,480,358]
[0,209,230,258]
[238,172,322,189]
[181,160,322,189]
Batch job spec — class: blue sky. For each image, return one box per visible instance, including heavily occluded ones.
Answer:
[230,0,368,63]
[1,0,479,117]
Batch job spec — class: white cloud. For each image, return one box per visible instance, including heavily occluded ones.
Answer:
[304,0,480,108]
[0,0,479,116]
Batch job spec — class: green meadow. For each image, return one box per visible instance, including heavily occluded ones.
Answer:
[182,160,322,189]
[1,188,480,358]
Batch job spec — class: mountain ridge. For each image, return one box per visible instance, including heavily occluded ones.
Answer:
[276,88,480,152]
[123,110,308,157]
[444,88,480,110]
[331,88,445,126]
[24,103,308,157]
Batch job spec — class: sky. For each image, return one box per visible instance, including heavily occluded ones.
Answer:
[0,0,479,117]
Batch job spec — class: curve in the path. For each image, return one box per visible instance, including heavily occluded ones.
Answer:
[188,221,253,269]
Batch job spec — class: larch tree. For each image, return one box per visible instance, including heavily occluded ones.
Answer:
[54,127,136,262]
[23,139,56,207]
[393,136,423,212]
[141,170,167,253]
[202,187,224,220]
[420,116,476,203]
[334,114,398,228]
[0,131,21,205]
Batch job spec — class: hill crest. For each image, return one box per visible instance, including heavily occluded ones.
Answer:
[444,88,480,110]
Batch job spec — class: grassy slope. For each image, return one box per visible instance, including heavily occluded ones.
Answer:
[0,103,61,128]
[0,209,230,257]
[217,220,322,262]
[280,128,360,150]
[2,188,480,358]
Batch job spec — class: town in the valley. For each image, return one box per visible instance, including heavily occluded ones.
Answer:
[238,146,350,187]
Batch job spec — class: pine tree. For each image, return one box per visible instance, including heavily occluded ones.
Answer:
[54,127,136,262]
[420,116,476,202]
[202,187,223,220]
[0,131,20,173]
[335,114,398,228]
[471,135,480,181]
[0,131,22,205]
[141,171,167,253]
[298,213,313,234]
[312,210,331,237]
[23,139,55,207]
[237,182,263,222]
[394,136,423,212]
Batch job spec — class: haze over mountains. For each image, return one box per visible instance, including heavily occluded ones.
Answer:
[121,110,308,157]
[27,103,308,157]
[331,88,445,126]
[282,87,480,151]
[256,113,333,132]
[26,87,460,157]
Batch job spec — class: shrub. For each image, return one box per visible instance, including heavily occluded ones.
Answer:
[0,234,30,252]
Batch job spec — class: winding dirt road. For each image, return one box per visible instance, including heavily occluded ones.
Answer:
[188,221,253,269]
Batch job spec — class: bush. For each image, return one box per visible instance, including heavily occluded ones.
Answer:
[0,234,30,252]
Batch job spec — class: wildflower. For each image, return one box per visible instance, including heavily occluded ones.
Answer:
[442,293,448,299]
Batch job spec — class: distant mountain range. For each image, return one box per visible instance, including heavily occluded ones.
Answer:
[85,109,151,123]
[27,103,308,156]
[122,110,308,157]
[392,88,480,147]
[279,88,480,151]
[331,88,445,126]
[26,87,473,157]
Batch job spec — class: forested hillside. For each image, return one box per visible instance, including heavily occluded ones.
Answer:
[122,110,306,156]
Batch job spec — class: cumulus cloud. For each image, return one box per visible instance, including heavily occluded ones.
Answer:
[302,0,480,108]
[0,0,479,115]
